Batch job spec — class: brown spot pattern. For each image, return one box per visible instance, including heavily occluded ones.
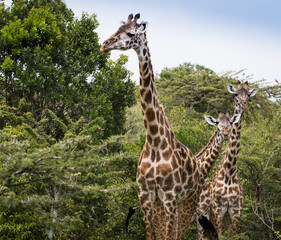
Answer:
[160,139,168,150]
[156,151,161,162]
[145,90,152,104]
[140,162,151,175]
[149,125,158,135]
[146,167,154,178]
[163,147,172,160]
[151,150,155,162]
[154,136,161,147]
[160,126,164,135]
[156,164,172,176]
[146,108,155,122]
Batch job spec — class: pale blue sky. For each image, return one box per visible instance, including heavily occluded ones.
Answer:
[4,0,281,85]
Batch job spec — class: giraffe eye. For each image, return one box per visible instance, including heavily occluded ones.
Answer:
[126,32,135,37]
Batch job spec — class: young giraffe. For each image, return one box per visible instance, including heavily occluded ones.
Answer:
[196,81,258,239]
[154,111,241,240]
[101,14,214,240]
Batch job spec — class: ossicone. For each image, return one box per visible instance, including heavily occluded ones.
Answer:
[134,13,140,22]
[127,14,133,23]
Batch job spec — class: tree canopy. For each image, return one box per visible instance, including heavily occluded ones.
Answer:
[0,0,135,140]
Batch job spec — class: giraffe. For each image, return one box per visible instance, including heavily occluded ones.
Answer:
[153,111,241,240]
[196,81,258,239]
[100,13,215,240]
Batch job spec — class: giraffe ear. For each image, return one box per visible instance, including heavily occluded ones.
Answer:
[204,115,218,126]
[249,88,258,97]
[138,22,148,32]
[230,114,241,125]
[226,84,236,94]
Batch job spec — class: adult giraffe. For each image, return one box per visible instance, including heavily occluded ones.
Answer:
[196,81,258,239]
[101,14,215,239]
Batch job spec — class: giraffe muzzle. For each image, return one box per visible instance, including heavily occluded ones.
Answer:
[223,131,229,139]
[223,134,229,140]
[100,44,106,52]
[100,40,112,52]
[100,38,119,52]
[241,101,248,110]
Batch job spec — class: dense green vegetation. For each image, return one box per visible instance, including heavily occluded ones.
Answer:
[0,1,280,239]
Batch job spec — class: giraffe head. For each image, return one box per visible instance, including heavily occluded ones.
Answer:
[226,81,258,110]
[100,13,147,52]
[204,110,241,140]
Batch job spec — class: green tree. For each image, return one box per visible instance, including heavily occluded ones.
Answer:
[0,0,135,140]
[238,102,281,240]
[156,63,279,116]
[0,0,136,239]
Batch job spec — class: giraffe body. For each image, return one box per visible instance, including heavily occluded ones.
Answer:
[196,82,258,239]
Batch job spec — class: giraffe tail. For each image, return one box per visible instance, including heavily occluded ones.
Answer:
[199,216,218,240]
[125,206,139,232]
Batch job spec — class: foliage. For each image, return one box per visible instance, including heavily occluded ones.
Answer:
[238,103,281,240]
[0,0,135,140]
[0,2,280,239]
[156,63,280,116]
[0,133,141,239]
[0,0,136,239]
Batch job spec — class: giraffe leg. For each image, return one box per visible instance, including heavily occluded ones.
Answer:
[176,195,198,240]
[154,202,165,240]
[210,202,223,237]
[197,195,210,239]
[163,199,177,240]
[228,207,242,237]
[139,190,155,240]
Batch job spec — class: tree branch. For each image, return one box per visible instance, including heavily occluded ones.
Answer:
[251,200,281,238]
[14,109,52,145]
[262,145,280,175]
[6,176,53,187]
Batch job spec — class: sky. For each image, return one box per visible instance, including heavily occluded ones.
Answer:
[4,0,281,85]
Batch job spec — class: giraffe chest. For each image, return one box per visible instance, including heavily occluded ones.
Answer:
[137,145,199,202]
[211,176,242,205]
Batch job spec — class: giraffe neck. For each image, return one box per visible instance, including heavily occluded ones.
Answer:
[222,105,243,175]
[135,33,172,148]
[196,130,223,180]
